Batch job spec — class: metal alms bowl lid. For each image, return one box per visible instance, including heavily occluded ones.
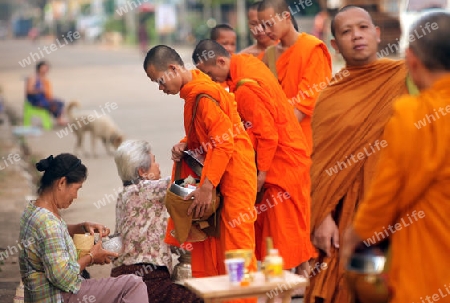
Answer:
[183,150,204,177]
[347,253,387,275]
[169,183,196,197]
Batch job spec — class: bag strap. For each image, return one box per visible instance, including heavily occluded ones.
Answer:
[236,78,259,91]
[182,93,221,180]
[187,93,220,141]
[266,45,278,79]
[175,161,182,180]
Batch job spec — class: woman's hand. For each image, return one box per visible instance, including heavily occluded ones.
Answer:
[82,222,110,237]
[90,241,119,265]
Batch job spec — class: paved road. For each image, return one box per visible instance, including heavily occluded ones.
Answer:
[1,38,194,279]
[0,38,346,301]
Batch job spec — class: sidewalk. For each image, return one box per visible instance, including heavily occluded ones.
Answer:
[0,39,304,302]
[0,110,35,301]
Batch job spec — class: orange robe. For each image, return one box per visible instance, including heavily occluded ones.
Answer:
[166,69,257,303]
[220,81,229,90]
[227,53,314,268]
[256,50,265,60]
[353,75,450,303]
[275,33,331,150]
[305,59,409,303]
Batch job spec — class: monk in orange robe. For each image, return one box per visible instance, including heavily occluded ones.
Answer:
[341,11,450,303]
[211,24,236,55]
[240,1,275,60]
[193,40,315,272]
[258,0,332,150]
[144,45,257,303]
[306,6,415,303]
[211,24,236,90]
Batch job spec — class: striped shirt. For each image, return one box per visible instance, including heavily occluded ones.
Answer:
[19,202,82,303]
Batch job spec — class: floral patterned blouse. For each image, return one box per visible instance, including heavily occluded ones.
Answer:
[113,177,173,271]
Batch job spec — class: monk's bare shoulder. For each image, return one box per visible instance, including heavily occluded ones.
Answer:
[240,45,262,57]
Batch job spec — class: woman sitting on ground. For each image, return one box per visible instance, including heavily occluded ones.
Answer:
[26,60,67,126]
[19,153,149,303]
[111,139,203,303]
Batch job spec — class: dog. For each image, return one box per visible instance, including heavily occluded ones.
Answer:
[66,101,124,157]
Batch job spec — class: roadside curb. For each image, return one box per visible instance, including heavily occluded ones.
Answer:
[0,103,37,302]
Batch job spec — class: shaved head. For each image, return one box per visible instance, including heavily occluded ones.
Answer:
[257,0,298,31]
[210,24,235,41]
[249,1,262,11]
[331,5,374,37]
[409,11,450,71]
[143,45,184,71]
[192,39,230,65]
[257,0,289,15]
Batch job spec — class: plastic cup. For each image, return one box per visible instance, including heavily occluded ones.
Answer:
[102,236,123,254]
[224,258,245,286]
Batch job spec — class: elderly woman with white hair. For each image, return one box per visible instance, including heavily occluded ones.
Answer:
[110,139,203,303]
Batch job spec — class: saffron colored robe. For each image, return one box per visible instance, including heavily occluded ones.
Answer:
[256,51,265,60]
[227,54,314,268]
[274,33,331,150]
[165,69,257,303]
[352,75,450,303]
[305,59,408,303]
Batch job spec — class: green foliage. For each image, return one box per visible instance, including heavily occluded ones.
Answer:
[104,17,126,35]
[197,0,237,5]
[145,15,157,44]
[104,0,116,15]
[80,3,91,15]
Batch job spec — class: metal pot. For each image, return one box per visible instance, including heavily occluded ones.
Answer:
[172,250,192,285]
[345,248,390,303]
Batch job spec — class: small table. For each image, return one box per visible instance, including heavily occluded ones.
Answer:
[184,271,308,303]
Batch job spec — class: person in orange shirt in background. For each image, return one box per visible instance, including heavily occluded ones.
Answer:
[341,11,450,303]
[193,40,315,277]
[144,45,257,303]
[210,24,237,54]
[258,0,332,150]
[240,1,275,60]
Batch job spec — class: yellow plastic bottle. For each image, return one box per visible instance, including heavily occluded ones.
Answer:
[264,248,284,282]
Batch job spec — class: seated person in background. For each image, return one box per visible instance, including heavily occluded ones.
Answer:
[111,139,203,303]
[26,60,66,126]
[19,153,148,303]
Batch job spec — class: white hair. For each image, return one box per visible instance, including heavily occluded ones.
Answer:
[114,139,152,182]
